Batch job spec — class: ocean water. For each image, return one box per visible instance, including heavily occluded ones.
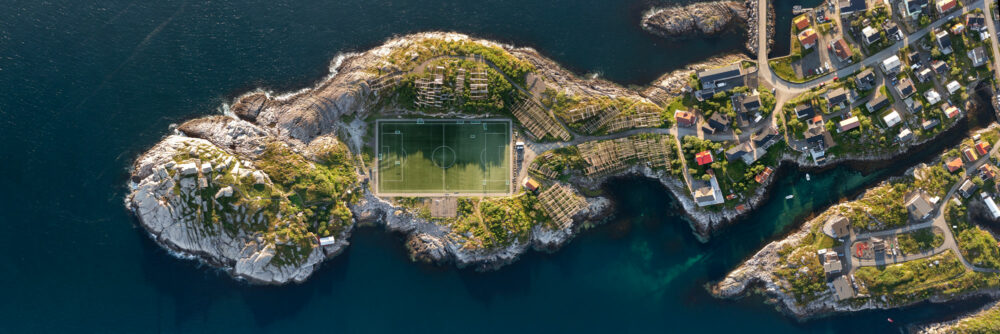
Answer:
[0,0,993,332]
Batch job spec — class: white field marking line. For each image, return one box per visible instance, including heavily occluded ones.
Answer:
[379,133,405,182]
[442,123,446,192]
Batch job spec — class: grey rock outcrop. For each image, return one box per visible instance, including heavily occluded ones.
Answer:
[641,1,747,37]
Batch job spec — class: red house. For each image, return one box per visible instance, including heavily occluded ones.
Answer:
[695,151,714,166]
[976,142,991,156]
[946,157,964,172]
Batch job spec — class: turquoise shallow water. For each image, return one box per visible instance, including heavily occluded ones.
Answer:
[0,0,993,332]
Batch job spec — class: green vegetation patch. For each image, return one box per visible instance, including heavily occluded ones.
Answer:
[854,251,1000,306]
[445,193,551,250]
[896,228,945,255]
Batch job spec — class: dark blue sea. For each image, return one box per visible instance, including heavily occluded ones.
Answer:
[0,0,992,332]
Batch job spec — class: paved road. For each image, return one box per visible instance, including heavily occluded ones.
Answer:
[986,0,1000,81]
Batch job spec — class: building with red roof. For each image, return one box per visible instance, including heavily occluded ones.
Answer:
[675,110,697,127]
[798,28,818,49]
[937,0,956,13]
[695,150,714,166]
[794,15,810,30]
[964,148,979,162]
[976,142,991,156]
[831,38,853,61]
[946,157,964,172]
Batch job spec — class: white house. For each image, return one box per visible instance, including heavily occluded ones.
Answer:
[924,89,942,104]
[883,110,902,127]
[985,195,1000,219]
[881,55,902,74]
[946,80,961,94]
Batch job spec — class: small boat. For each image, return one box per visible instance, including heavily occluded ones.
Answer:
[785,195,794,199]
[805,173,811,181]
[887,318,894,323]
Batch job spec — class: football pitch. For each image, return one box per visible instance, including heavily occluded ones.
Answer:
[376,119,511,195]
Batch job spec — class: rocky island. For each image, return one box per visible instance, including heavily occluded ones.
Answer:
[128,13,992,286]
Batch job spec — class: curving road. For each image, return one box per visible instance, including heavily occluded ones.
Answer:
[842,137,1000,274]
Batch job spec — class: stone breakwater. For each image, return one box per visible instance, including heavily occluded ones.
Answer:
[744,0,775,56]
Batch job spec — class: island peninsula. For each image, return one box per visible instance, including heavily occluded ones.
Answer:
[129,0,1000,298]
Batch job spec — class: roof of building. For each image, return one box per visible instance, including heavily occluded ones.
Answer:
[883,110,902,127]
[795,103,816,119]
[827,87,850,106]
[906,0,929,13]
[725,143,753,161]
[886,23,900,37]
[694,185,717,202]
[675,110,696,126]
[923,118,941,129]
[898,128,914,141]
[946,105,961,118]
[959,179,979,197]
[840,0,868,13]
[967,12,986,28]
[937,0,956,11]
[985,196,1000,219]
[947,80,962,93]
[741,94,761,110]
[932,60,949,73]
[798,28,818,46]
[695,151,714,166]
[832,275,855,301]
[823,215,851,238]
[867,92,890,112]
[896,78,916,97]
[964,148,979,162]
[832,38,852,60]
[753,126,780,147]
[755,167,774,184]
[523,177,541,191]
[977,142,992,155]
[946,157,964,172]
[969,46,987,66]
[858,69,876,82]
[882,55,901,69]
[905,191,934,220]
[839,116,861,131]
[794,15,810,30]
[937,31,953,49]
[698,65,742,83]
[824,257,843,274]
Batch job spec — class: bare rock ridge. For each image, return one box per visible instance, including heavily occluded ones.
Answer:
[641,1,747,36]
[640,0,773,54]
